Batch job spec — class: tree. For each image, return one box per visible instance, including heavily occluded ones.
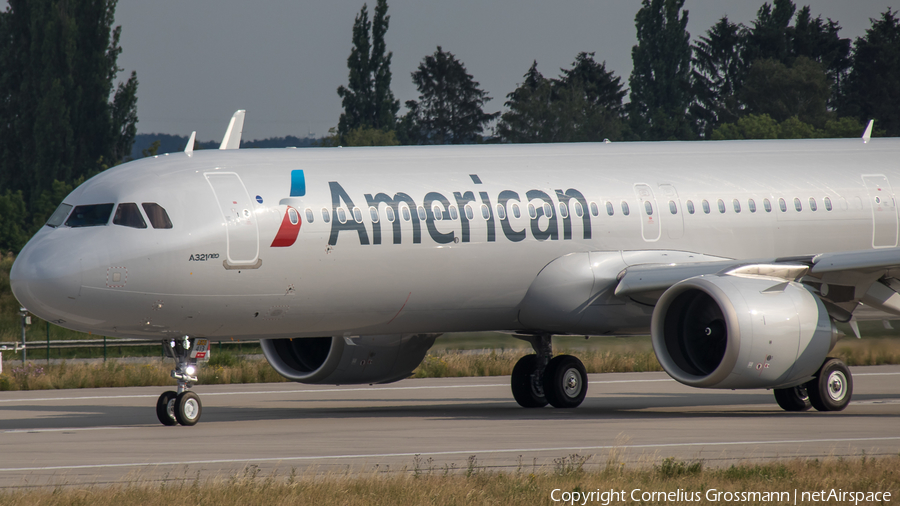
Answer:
[742,1,850,107]
[400,46,499,145]
[740,56,832,127]
[628,0,694,140]
[497,56,626,143]
[691,16,746,137]
[743,0,796,65]
[336,0,399,140]
[711,113,862,140]
[840,10,900,136]
[0,0,138,252]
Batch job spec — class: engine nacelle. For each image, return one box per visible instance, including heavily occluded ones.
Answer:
[650,274,840,389]
[261,334,438,385]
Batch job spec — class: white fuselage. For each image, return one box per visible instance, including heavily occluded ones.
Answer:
[10,139,898,341]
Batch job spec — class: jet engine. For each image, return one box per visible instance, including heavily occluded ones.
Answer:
[650,274,840,389]
[260,334,438,385]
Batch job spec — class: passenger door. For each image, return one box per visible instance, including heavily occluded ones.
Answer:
[862,174,899,248]
[205,172,261,267]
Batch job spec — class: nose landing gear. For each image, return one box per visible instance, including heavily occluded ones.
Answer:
[156,336,204,426]
[510,334,588,409]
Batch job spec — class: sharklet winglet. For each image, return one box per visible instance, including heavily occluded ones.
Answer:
[184,131,196,156]
[862,119,874,144]
[219,110,246,150]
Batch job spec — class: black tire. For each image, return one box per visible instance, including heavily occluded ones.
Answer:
[773,385,811,411]
[156,391,178,426]
[806,358,852,412]
[175,391,203,426]
[543,355,587,409]
[511,355,548,408]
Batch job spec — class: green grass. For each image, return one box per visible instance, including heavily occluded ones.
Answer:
[0,455,897,504]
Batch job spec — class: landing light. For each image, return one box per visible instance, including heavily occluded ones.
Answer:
[186,365,196,376]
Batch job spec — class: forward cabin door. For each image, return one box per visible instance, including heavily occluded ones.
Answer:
[862,174,899,248]
[205,172,261,267]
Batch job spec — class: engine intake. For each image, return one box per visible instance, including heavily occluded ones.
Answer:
[261,334,438,385]
[651,275,839,389]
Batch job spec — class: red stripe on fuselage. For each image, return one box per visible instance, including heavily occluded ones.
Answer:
[271,206,301,247]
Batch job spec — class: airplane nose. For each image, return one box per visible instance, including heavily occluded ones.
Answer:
[10,233,83,322]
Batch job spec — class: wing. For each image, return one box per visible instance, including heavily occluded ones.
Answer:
[613,247,900,324]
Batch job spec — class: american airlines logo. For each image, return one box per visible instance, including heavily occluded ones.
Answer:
[272,170,593,247]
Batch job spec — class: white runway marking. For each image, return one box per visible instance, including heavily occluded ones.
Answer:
[3,426,131,434]
[0,371,895,404]
[1,436,897,473]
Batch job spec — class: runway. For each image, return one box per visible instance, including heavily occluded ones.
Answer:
[1,365,898,487]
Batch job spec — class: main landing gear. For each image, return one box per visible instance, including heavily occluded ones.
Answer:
[156,336,203,426]
[773,357,852,412]
[510,334,588,409]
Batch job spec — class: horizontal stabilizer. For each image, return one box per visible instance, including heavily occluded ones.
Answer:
[219,110,246,150]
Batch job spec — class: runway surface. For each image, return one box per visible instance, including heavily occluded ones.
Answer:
[0,365,898,487]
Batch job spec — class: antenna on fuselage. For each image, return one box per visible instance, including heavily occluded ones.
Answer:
[219,110,246,150]
[184,131,196,156]
[862,119,874,144]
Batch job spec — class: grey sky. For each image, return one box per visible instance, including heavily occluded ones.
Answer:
[114,1,895,141]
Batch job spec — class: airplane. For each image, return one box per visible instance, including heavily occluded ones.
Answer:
[9,111,897,426]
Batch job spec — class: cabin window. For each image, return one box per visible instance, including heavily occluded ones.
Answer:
[141,203,173,229]
[717,199,726,213]
[824,196,833,211]
[779,198,787,212]
[433,205,443,221]
[321,208,331,223]
[590,202,600,216]
[305,208,315,223]
[401,205,411,221]
[621,201,630,216]
[573,202,583,217]
[512,203,521,219]
[644,201,653,215]
[449,205,459,220]
[385,206,396,222]
[542,202,553,217]
[763,199,772,212]
[481,204,490,220]
[606,201,615,216]
[369,206,379,223]
[495,204,506,220]
[336,207,347,224]
[417,206,427,221]
[528,204,537,219]
[748,199,757,213]
[732,199,741,213]
[794,197,802,212]
[686,200,695,214]
[558,202,569,219]
[669,201,677,214]
[113,203,147,229]
[287,208,299,225]
[464,204,474,220]
[352,207,363,223]
[46,203,73,228]
[809,197,818,211]
[702,200,710,214]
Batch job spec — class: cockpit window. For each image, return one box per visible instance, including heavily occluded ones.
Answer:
[141,203,173,229]
[46,203,73,228]
[64,203,114,228]
[113,203,147,229]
